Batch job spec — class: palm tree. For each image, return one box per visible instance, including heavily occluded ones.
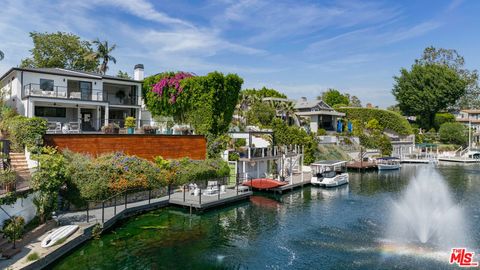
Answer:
[86,39,116,74]
[0,50,4,61]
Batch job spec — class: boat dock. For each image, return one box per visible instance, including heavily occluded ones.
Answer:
[438,157,479,163]
[400,159,431,163]
[169,188,252,211]
[347,161,377,171]
[271,173,312,194]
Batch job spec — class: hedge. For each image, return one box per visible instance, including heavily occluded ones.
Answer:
[337,107,413,135]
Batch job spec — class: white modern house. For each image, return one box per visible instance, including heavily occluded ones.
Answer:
[456,109,480,147]
[294,97,345,133]
[0,64,151,132]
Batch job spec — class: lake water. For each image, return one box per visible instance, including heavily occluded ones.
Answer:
[52,164,480,269]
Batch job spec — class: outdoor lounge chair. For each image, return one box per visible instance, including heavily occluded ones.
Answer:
[68,122,80,133]
[47,122,62,134]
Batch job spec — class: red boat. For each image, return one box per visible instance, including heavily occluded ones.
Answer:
[243,178,287,190]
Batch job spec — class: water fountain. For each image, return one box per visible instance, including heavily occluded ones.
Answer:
[385,167,469,252]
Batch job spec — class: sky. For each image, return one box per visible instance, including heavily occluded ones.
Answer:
[0,0,479,107]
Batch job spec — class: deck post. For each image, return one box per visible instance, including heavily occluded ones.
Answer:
[148,189,152,204]
[199,188,202,205]
[114,196,117,215]
[218,183,220,200]
[86,203,89,223]
[183,185,186,202]
[102,201,105,225]
[124,191,127,209]
[168,185,171,200]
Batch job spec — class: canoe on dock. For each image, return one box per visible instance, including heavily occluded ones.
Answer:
[243,178,287,189]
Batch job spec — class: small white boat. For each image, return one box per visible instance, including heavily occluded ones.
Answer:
[41,225,79,248]
[311,160,349,188]
[377,157,401,170]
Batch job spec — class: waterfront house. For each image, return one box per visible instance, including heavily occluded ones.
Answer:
[456,110,480,146]
[294,97,345,133]
[0,64,152,132]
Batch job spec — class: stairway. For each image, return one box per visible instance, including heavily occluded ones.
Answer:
[8,152,32,191]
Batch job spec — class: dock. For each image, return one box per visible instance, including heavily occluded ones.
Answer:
[169,188,252,211]
[437,157,480,163]
[271,173,312,194]
[347,161,377,171]
[400,159,431,163]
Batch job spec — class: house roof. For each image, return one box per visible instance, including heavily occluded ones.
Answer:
[461,109,480,114]
[0,67,142,83]
[294,98,333,110]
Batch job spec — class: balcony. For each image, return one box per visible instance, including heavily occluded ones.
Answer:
[23,83,103,102]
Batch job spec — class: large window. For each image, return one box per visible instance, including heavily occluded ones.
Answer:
[35,106,66,118]
[40,79,54,91]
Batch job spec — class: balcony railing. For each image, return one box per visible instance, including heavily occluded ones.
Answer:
[23,83,103,101]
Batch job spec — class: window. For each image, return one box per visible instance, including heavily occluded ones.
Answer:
[40,79,54,91]
[35,106,66,118]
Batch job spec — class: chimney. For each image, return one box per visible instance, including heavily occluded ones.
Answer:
[134,64,144,81]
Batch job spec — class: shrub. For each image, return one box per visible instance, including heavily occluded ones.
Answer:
[101,123,120,134]
[26,252,40,261]
[439,122,467,145]
[5,116,47,152]
[228,152,240,161]
[434,113,455,131]
[2,216,25,248]
[0,169,16,187]
[125,117,136,128]
[234,138,246,148]
[246,102,276,127]
[271,119,317,164]
[317,128,327,136]
[337,107,413,135]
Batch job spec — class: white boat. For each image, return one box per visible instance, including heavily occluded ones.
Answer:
[377,157,401,170]
[310,160,349,188]
[41,225,79,248]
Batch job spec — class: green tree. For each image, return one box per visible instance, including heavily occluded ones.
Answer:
[416,46,479,109]
[86,39,117,74]
[20,32,98,71]
[32,147,68,223]
[241,87,287,99]
[117,70,131,79]
[349,95,362,107]
[319,89,350,107]
[2,216,25,249]
[438,122,467,145]
[246,102,276,127]
[433,113,455,130]
[0,50,4,61]
[392,64,467,129]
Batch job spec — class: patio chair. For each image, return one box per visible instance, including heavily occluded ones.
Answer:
[68,122,80,133]
[47,122,61,134]
[207,181,218,188]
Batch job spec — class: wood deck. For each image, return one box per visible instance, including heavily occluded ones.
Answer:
[169,188,252,210]
[266,173,311,194]
[438,157,480,163]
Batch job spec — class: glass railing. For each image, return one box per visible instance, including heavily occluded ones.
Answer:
[23,83,103,101]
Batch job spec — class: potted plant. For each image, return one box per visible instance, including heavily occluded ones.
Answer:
[0,169,16,192]
[115,90,126,104]
[101,123,120,134]
[166,120,174,135]
[125,117,136,134]
[142,125,157,135]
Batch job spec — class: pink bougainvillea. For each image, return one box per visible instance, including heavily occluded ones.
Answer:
[151,72,194,104]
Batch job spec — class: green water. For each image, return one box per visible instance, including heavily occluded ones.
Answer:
[52,164,480,269]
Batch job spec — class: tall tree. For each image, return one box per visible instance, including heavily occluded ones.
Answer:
[0,50,4,61]
[86,39,117,74]
[20,32,98,71]
[392,64,467,129]
[416,46,479,109]
[318,89,350,107]
[117,70,131,79]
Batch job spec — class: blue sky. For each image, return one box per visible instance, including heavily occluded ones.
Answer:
[0,0,478,107]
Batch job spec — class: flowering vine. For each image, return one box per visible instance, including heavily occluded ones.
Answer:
[151,72,194,104]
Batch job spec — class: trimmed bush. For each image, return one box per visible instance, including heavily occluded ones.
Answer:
[438,122,467,145]
[337,107,413,135]
[4,116,47,152]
